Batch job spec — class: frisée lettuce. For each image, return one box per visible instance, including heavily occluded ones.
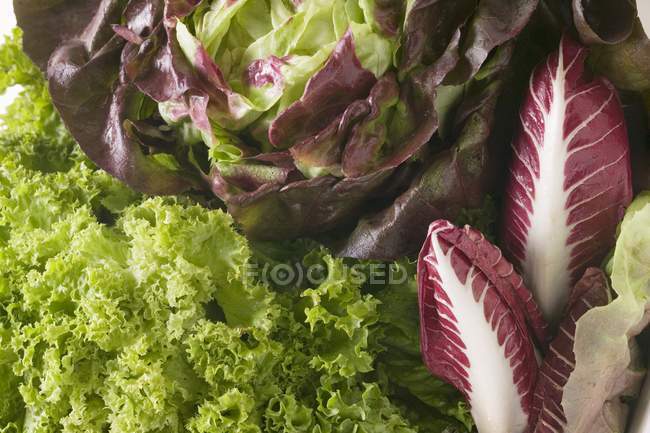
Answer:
[0,33,471,432]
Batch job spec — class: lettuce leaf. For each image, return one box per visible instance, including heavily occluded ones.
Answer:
[338,42,516,259]
[560,193,650,433]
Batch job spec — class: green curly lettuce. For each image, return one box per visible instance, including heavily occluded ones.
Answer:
[0,33,471,431]
[0,129,470,433]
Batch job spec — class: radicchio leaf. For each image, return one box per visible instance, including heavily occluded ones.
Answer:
[531,268,611,433]
[418,220,548,433]
[500,35,633,324]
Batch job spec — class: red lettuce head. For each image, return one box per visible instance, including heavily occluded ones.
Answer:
[16,0,540,258]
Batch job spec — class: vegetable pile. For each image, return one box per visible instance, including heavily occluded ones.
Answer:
[4,0,650,433]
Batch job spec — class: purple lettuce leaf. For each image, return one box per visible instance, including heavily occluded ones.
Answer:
[268,31,378,150]
[14,0,110,69]
[371,0,403,37]
[224,169,396,241]
[340,73,400,178]
[339,43,516,260]
[16,0,203,194]
[399,0,475,78]
[288,99,370,178]
[399,0,539,84]
[445,0,540,83]
[572,0,637,45]
[51,44,199,194]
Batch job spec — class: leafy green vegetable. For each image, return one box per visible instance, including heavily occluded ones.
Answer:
[560,193,650,432]
[339,43,515,259]
[0,44,470,432]
[0,128,473,432]
[180,0,397,142]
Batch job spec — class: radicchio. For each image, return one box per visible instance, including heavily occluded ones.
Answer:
[418,220,548,433]
[531,268,610,433]
[501,35,633,324]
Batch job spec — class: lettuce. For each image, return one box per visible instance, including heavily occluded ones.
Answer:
[15,0,539,259]
[0,57,470,431]
[339,43,516,259]
[558,193,650,432]
[0,128,474,432]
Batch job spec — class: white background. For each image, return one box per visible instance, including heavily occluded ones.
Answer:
[0,1,18,114]
[0,2,15,39]
[1,0,650,430]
